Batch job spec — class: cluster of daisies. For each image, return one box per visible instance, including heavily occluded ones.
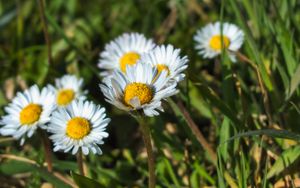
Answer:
[0,75,110,155]
[98,21,244,116]
[98,32,188,116]
[0,21,244,156]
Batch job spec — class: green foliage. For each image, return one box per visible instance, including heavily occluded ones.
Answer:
[72,172,105,188]
[267,145,300,179]
[0,160,71,188]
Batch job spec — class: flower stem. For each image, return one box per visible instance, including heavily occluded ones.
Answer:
[77,150,84,176]
[136,116,156,188]
[41,130,53,172]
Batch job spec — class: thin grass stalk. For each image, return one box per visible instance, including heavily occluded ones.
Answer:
[177,101,217,162]
[176,100,238,188]
[234,51,273,125]
[37,0,52,65]
[232,72,248,124]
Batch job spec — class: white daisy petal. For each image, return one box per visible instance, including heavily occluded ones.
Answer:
[139,44,188,83]
[98,32,156,77]
[0,85,56,145]
[48,100,110,156]
[82,146,89,155]
[194,21,244,62]
[100,63,178,117]
[49,75,87,108]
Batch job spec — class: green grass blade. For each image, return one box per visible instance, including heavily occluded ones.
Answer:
[225,129,300,143]
[163,158,181,187]
[0,160,71,188]
[72,171,105,188]
[287,64,300,99]
[267,145,300,178]
[262,157,269,188]
[192,82,241,126]
[228,0,273,91]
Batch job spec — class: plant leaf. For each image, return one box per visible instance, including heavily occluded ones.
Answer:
[193,82,241,126]
[287,64,300,99]
[225,129,300,143]
[267,145,300,178]
[0,160,71,188]
[71,171,105,188]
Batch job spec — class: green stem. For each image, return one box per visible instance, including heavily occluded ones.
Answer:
[135,115,156,188]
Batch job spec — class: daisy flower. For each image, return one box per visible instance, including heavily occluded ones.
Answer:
[48,100,110,155]
[100,63,178,117]
[194,21,244,62]
[98,32,156,77]
[48,75,87,107]
[0,85,56,145]
[139,44,188,82]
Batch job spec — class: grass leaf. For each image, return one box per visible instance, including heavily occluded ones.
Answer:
[267,146,300,178]
[0,160,71,188]
[225,129,300,143]
[287,64,300,99]
[71,171,105,188]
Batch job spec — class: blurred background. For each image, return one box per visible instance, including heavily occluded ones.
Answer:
[0,0,300,187]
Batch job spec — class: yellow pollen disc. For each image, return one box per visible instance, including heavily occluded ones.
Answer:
[20,104,42,125]
[57,89,75,106]
[209,35,230,51]
[156,64,170,76]
[119,52,140,73]
[124,83,153,107]
[66,117,91,140]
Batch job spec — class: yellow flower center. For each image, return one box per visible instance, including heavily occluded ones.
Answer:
[156,64,170,76]
[20,104,42,125]
[66,117,91,140]
[119,52,140,73]
[124,83,153,107]
[57,89,75,106]
[209,35,230,51]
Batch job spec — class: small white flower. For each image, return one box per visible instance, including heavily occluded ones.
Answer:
[100,63,178,117]
[98,32,156,77]
[0,85,56,145]
[48,75,87,107]
[139,44,188,82]
[48,100,110,155]
[194,22,244,62]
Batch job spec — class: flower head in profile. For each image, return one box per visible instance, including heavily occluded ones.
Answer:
[98,32,156,77]
[48,75,87,107]
[139,44,188,82]
[0,85,56,145]
[100,63,178,117]
[194,22,244,62]
[48,100,110,155]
